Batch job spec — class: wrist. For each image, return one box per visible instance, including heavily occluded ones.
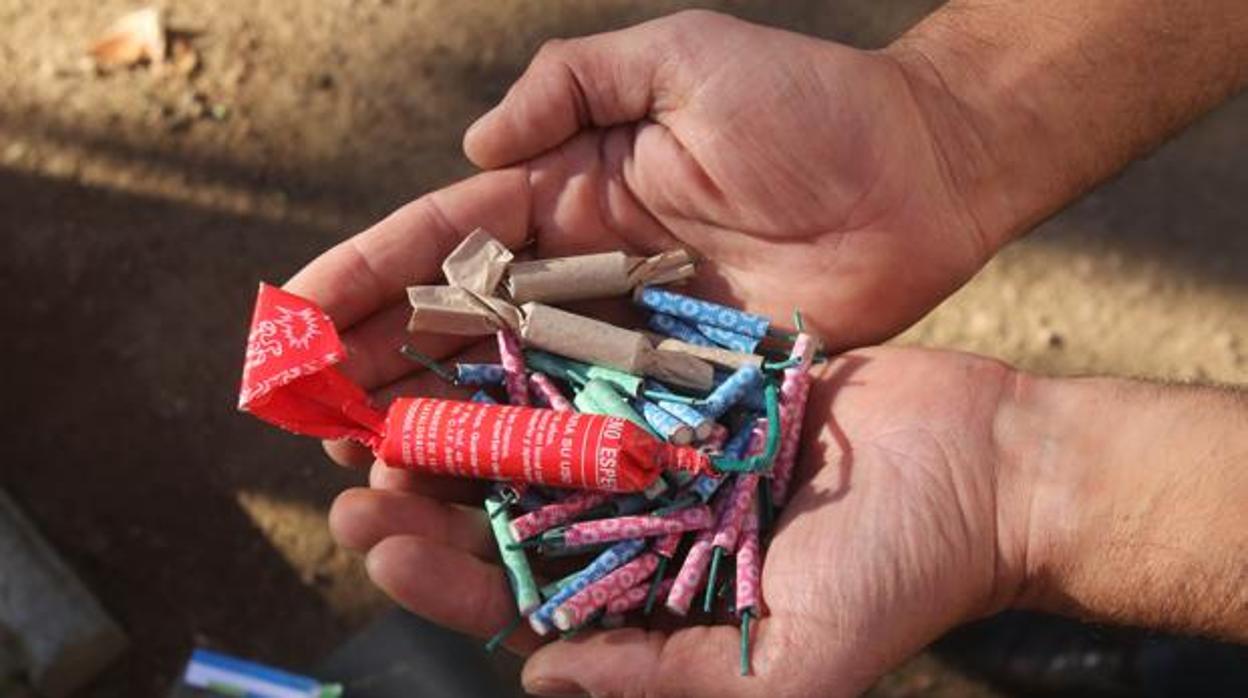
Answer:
[991,373,1102,614]
[882,8,1102,250]
[995,371,1248,638]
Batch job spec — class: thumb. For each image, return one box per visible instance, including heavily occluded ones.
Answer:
[464,12,711,169]
[521,623,771,697]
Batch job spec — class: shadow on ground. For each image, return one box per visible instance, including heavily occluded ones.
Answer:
[0,1,1243,696]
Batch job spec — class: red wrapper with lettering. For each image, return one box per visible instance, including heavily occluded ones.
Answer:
[238,283,711,492]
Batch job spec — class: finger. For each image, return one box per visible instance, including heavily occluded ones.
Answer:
[324,439,374,469]
[329,487,493,558]
[366,535,543,654]
[463,12,707,169]
[337,303,475,390]
[522,622,772,697]
[367,461,487,506]
[284,167,532,330]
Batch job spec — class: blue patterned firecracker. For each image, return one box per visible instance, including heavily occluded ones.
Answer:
[455,362,506,386]
[695,323,761,353]
[635,286,770,339]
[700,364,764,419]
[646,312,716,347]
[529,538,647,634]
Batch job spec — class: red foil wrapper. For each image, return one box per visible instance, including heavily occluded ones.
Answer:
[239,283,710,492]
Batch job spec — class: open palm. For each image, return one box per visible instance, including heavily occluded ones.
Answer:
[280,10,1020,696]
[464,10,992,348]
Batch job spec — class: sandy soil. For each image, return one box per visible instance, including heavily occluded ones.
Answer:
[0,1,1242,696]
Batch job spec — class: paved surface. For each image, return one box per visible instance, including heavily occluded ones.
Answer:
[0,1,1242,695]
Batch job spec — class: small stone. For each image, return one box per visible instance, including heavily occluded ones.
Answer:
[3,141,27,163]
[1037,328,1065,350]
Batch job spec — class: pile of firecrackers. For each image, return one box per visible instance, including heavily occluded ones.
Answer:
[239,230,820,676]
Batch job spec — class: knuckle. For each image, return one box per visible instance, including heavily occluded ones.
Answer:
[533,37,571,64]
[667,8,731,32]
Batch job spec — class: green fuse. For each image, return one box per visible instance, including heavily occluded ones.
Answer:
[486,496,541,614]
[577,379,659,437]
[525,350,644,397]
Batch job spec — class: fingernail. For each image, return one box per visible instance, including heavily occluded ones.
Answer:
[524,675,584,696]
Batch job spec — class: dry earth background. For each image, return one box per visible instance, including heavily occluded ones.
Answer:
[1,1,1244,695]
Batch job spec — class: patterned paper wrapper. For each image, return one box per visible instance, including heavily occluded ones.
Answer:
[607,577,675,615]
[702,423,730,451]
[666,531,715,616]
[496,330,531,406]
[695,323,761,353]
[689,473,725,502]
[528,372,574,412]
[647,313,715,347]
[711,472,760,553]
[553,552,660,630]
[700,364,763,419]
[562,505,713,547]
[653,531,684,559]
[634,286,770,339]
[634,397,694,445]
[734,504,762,615]
[657,399,713,439]
[470,389,498,404]
[723,419,761,459]
[531,539,646,634]
[485,496,542,614]
[510,490,611,542]
[771,333,816,506]
[455,362,505,386]
[665,491,732,615]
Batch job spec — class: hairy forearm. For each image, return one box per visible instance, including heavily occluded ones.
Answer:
[998,373,1248,639]
[885,0,1248,249]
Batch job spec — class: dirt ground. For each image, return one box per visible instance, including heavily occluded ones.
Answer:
[0,1,1243,696]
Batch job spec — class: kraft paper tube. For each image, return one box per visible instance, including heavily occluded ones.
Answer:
[406,285,521,335]
[521,303,650,374]
[645,333,763,371]
[520,303,714,390]
[441,228,513,296]
[506,249,695,305]
[642,349,714,392]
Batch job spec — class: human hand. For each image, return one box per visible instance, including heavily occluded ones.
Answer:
[309,335,1037,698]
[283,10,1009,464]
[462,10,1006,349]
[324,346,1032,696]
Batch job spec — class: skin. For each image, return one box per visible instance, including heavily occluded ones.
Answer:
[281,6,1248,697]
